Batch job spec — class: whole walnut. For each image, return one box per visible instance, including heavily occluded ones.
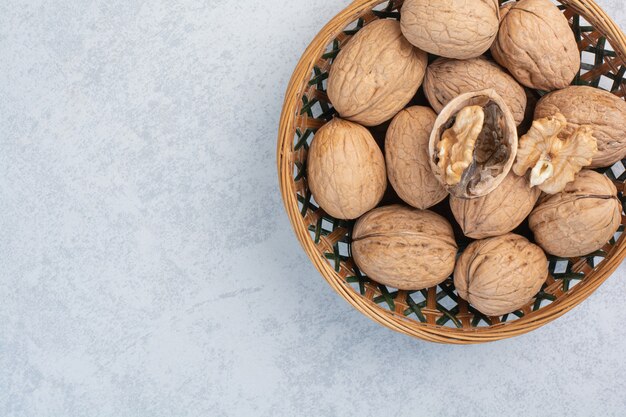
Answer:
[529,170,621,258]
[327,19,428,126]
[352,205,457,290]
[450,172,540,239]
[308,118,386,220]
[429,89,518,199]
[424,57,527,125]
[491,0,580,91]
[400,0,499,60]
[535,86,626,168]
[385,106,448,209]
[454,233,548,316]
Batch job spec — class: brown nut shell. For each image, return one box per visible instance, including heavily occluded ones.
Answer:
[429,89,518,199]
[352,205,457,290]
[529,170,621,258]
[450,172,540,239]
[491,0,580,91]
[327,19,428,126]
[385,106,448,209]
[454,233,548,316]
[535,86,626,168]
[308,118,386,220]
[424,57,527,125]
[400,0,499,60]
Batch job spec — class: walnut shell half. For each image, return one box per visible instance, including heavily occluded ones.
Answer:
[491,0,580,91]
[429,89,518,199]
[400,0,500,60]
[454,233,548,316]
[385,106,448,209]
[327,19,428,126]
[450,171,540,239]
[352,205,457,290]
[424,57,527,125]
[535,86,626,168]
[307,118,386,220]
[529,170,621,258]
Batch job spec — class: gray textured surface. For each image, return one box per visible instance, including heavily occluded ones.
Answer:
[1,1,625,416]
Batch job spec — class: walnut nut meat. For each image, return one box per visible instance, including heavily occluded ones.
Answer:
[327,19,428,126]
[535,86,626,168]
[352,205,457,290]
[429,90,518,199]
[424,57,527,125]
[491,0,580,91]
[385,106,448,209]
[450,172,540,239]
[400,0,500,60]
[529,170,621,258]
[513,113,597,194]
[454,233,548,316]
[307,118,386,220]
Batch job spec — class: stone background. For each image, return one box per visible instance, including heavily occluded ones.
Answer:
[1,1,625,416]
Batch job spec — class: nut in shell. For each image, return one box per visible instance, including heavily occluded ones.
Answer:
[513,113,597,194]
[429,89,518,199]
[450,172,540,239]
[352,205,457,290]
[454,233,548,316]
[385,106,448,209]
[400,0,500,60]
[535,86,626,168]
[307,118,386,220]
[491,0,580,91]
[529,170,621,258]
[327,19,428,126]
[424,57,527,125]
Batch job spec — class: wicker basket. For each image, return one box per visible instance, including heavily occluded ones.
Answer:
[277,0,626,344]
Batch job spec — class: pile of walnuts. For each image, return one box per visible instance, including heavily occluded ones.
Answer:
[307,0,625,316]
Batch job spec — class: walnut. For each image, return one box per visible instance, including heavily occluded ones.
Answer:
[513,113,597,194]
[400,0,499,60]
[454,233,548,316]
[352,205,457,290]
[491,0,580,91]
[529,170,621,258]
[307,118,386,220]
[429,89,518,199]
[327,19,428,126]
[424,57,527,125]
[450,172,540,239]
[385,106,448,209]
[535,86,626,168]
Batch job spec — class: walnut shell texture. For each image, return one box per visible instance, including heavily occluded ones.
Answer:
[307,118,386,220]
[450,172,540,239]
[352,205,457,290]
[400,0,499,60]
[327,19,428,126]
[454,233,548,316]
[424,57,527,125]
[491,0,580,91]
[429,89,518,199]
[529,170,621,258]
[535,86,626,168]
[386,106,448,209]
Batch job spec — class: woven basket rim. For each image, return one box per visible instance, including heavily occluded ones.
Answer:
[277,0,626,344]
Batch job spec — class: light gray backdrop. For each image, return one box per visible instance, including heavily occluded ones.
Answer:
[1,1,625,416]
